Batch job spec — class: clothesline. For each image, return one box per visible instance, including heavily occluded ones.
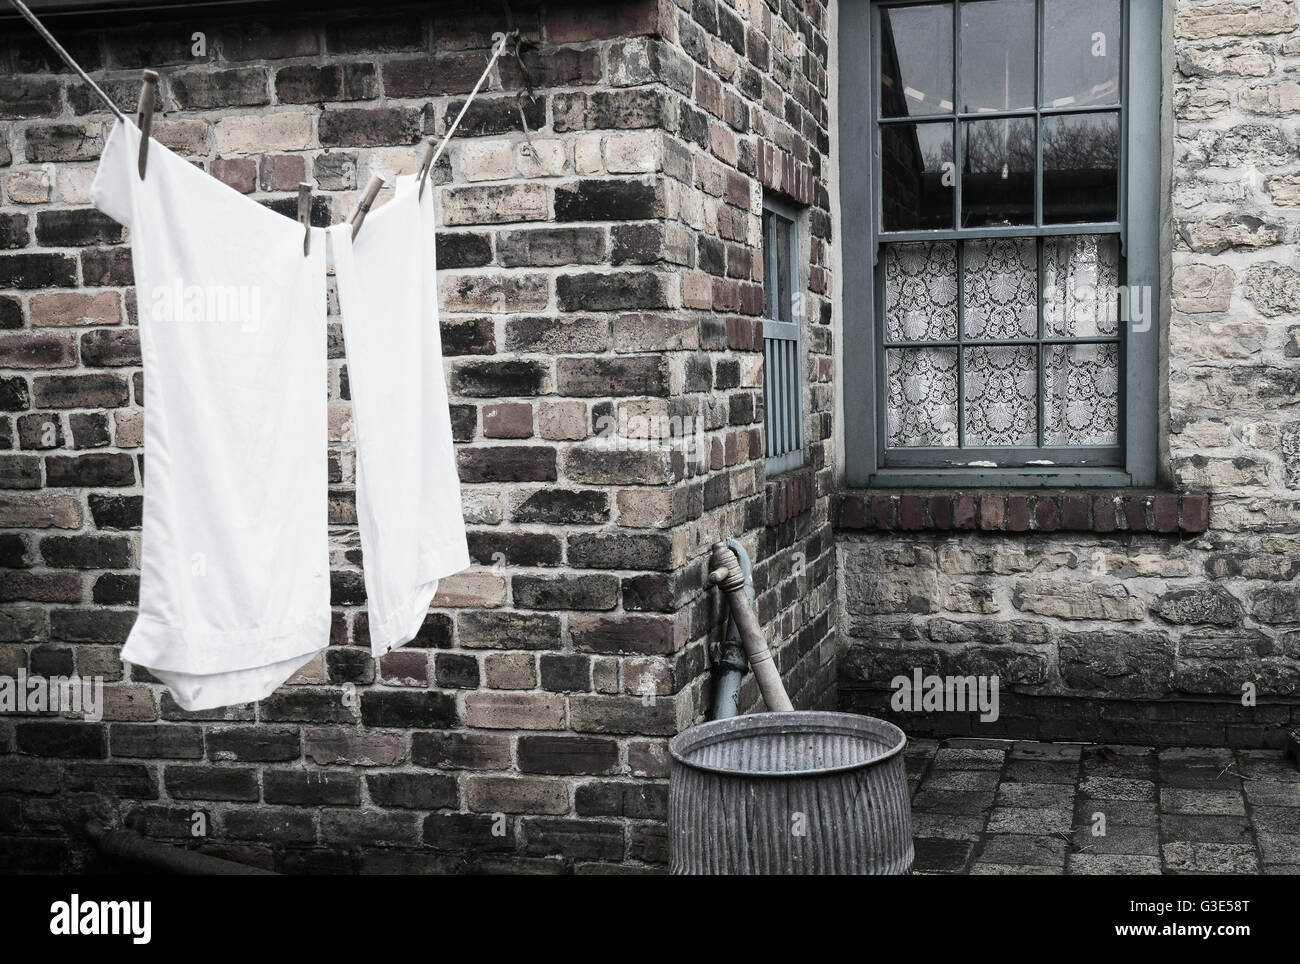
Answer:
[9,0,126,121]
[7,0,521,234]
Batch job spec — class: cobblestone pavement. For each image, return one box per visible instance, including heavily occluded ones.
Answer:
[905,739,1300,874]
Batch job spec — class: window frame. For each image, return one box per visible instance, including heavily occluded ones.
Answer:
[761,195,807,477]
[840,0,1162,488]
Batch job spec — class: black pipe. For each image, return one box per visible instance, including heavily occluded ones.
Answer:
[85,821,277,875]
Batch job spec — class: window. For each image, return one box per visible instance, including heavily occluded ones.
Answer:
[840,0,1161,487]
[762,196,805,476]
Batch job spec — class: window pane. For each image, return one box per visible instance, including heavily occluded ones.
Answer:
[1043,0,1121,107]
[960,0,1036,112]
[962,238,1037,339]
[885,242,958,341]
[1043,112,1119,223]
[880,2,954,118]
[882,122,954,230]
[887,348,958,446]
[1044,343,1119,445]
[774,215,792,322]
[963,345,1037,445]
[1043,234,1120,337]
[960,117,1034,226]
[762,212,777,318]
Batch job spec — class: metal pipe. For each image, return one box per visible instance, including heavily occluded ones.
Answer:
[85,821,277,875]
[709,538,753,720]
[708,541,793,713]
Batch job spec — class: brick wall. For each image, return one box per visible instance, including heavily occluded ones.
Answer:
[0,0,834,873]
[837,0,1300,748]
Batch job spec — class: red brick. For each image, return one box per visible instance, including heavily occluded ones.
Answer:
[1061,495,1090,530]
[259,153,306,192]
[899,494,924,530]
[871,495,896,530]
[546,2,658,44]
[483,402,534,439]
[979,496,1005,531]
[1005,496,1030,532]
[1181,494,1209,532]
[1121,497,1148,532]
[1153,495,1179,533]
[1093,496,1117,533]
[1033,497,1059,532]
[28,291,120,327]
[211,157,256,194]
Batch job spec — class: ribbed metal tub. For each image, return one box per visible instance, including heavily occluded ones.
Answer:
[668,711,913,875]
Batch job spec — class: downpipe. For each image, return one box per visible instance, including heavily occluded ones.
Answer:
[85,820,277,875]
[707,540,793,718]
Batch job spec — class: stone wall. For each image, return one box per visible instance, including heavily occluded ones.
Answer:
[0,0,833,873]
[837,0,1300,748]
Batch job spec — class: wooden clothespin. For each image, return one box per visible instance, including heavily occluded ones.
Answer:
[297,182,312,256]
[349,175,384,239]
[416,138,436,200]
[136,69,158,180]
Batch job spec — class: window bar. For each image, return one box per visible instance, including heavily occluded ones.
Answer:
[1034,0,1044,228]
[780,335,790,457]
[1036,235,1046,448]
[952,0,962,232]
[778,337,789,458]
[764,337,773,457]
[772,336,782,457]
[781,339,792,456]
[956,241,966,450]
[953,1,964,449]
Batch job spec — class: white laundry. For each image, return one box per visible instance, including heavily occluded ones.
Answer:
[328,174,469,656]
[91,119,330,711]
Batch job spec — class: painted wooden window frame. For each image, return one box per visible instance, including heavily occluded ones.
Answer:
[840,0,1161,488]
[763,194,807,476]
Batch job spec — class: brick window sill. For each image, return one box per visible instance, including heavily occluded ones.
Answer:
[833,490,1209,535]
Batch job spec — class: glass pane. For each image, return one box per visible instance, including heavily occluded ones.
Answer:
[1044,342,1119,445]
[1043,0,1121,107]
[1043,112,1119,223]
[963,345,1037,445]
[885,242,958,341]
[762,212,777,319]
[886,347,958,447]
[960,117,1034,226]
[962,238,1037,339]
[774,214,792,322]
[881,2,954,118]
[882,122,954,230]
[1043,235,1120,337]
[960,0,1036,112]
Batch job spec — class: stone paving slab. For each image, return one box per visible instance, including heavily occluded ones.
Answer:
[995,781,1075,809]
[907,739,1300,875]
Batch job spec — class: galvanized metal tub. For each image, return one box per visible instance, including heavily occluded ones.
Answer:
[668,711,913,875]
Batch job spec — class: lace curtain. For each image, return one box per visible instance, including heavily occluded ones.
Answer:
[884,235,1120,449]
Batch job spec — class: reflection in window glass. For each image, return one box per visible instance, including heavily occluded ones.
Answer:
[1043,112,1119,223]
[880,2,954,118]
[960,0,1035,112]
[960,117,1034,227]
[763,211,794,322]
[882,122,955,230]
[1043,0,1121,107]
